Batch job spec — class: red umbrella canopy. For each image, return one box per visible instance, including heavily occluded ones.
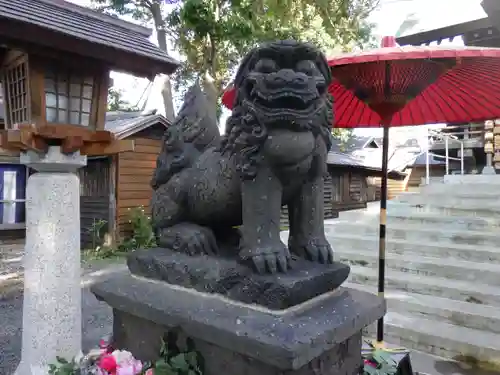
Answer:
[330,36,500,127]
[221,36,500,128]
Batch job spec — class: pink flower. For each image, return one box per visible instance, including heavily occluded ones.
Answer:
[145,369,154,375]
[364,359,377,368]
[99,354,118,373]
[116,359,143,375]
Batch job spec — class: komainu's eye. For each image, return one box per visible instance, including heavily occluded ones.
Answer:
[254,59,278,73]
[296,60,318,75]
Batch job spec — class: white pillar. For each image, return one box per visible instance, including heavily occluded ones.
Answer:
[15,146,87,375]
[482,153,496,175]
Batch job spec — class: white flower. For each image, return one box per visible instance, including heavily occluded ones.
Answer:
[111,350,134,365]
[29,365,49,375]
[74,350,85,364]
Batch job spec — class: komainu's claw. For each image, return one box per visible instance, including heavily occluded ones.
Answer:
[157,223,218,256]
[245,243,292,274]
[289,237,334,264]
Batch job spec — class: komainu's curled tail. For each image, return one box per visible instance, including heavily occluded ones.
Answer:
[150,84,221,190]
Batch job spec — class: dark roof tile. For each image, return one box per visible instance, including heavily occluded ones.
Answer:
[0,0,179,72]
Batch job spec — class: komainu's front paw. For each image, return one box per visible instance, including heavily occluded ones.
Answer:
[240,241,292,274]
[289,236,334,264]
[157,223,218,256]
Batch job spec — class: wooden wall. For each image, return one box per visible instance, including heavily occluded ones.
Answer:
[279,173,338,228]
[331,170,368,213]
[279,170,371,228]
[79,157,111,248]
[367,174,412,200]
[116,136,161,236]
[407,166,445,189]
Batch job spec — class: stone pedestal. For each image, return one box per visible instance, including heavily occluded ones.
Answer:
[15,147,87,375]
[92,257,385,375]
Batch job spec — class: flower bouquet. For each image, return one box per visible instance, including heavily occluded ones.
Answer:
[48,337,202,375]
[362,340,414,375]
[48,339,143,375]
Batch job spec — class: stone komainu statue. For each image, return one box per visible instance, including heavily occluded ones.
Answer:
[150,40,335,274]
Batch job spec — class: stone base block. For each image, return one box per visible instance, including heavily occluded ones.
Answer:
[91,272,385,375]
[127,247,351,310]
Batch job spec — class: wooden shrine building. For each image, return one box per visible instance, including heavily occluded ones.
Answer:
[396,0,499,173]
[0,0,179,239]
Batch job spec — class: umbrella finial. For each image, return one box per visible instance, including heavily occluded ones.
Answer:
[381,36,397,48]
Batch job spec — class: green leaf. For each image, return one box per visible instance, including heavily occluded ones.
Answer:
[154,359,176,375]
[160,338,169,357]
[55,356,69,364]
[185,351,199,367]
[170,353,190,371]
[363,364,380,375]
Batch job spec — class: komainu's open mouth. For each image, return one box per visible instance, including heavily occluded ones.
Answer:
[254,94,312,111]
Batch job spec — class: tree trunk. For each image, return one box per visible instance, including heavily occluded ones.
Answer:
[202,71,218,124]
[151,1,176,122]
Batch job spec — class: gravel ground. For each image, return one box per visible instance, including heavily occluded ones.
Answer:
[0,287,113,375]
[0,258,125,375]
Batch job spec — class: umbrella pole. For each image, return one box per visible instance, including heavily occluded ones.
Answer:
[376,124,390,345]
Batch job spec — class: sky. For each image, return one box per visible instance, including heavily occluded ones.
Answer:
[70,0,487,141]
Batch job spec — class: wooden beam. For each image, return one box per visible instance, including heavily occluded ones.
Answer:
[28,58,46,127]
[107,155,117,247]
[18,123,114,142]
[0,129,47,153]
[80,139,135,156]
[93,69,110,131]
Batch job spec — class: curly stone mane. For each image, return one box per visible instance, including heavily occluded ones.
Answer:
[220,41,334,180]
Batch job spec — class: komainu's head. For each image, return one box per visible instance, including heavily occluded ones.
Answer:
[232,40,332,128]
[221,40,334,180]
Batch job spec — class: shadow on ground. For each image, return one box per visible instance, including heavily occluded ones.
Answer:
[0,261,125,375]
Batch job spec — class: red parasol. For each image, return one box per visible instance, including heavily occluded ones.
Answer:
[221,36,500,345]
[327,36,500,345]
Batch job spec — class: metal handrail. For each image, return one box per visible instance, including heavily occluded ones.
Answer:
[388,150,458,173]
[425,128,465,184]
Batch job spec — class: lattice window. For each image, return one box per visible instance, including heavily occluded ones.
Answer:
[3,62,29,126]
[44,69,94,126]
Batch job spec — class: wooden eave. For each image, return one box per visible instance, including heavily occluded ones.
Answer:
[0,0,180,78]
[0,19,176,78]
[396,17,495,46]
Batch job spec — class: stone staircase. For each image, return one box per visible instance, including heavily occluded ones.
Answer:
[282,175,500,367]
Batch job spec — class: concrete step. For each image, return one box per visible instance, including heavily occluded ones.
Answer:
[362,310,500,367]
[394,195,500,216]
[346,283,500,334]
[283,227,500,263]
[398,190,500,201]
[337,249,500,286]
[423,182,500,195]
[325,221,500,247]
[347,265,500,307]
[336,203,500,228]
[386,211,500,230]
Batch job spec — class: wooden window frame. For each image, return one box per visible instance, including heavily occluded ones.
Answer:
[1,51,30,129]
[2,52,109,132]
[44,69,95,127]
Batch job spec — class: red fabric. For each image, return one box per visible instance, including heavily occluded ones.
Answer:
[221,42,500,128]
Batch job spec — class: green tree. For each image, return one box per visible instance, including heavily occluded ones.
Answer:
[92,0,379,119]
[167,0,379,108]
[93,0,176,121]
[108,87,139,112]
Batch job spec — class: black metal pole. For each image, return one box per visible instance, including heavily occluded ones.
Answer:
[377,124,389,344]
[377,61,392,345]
